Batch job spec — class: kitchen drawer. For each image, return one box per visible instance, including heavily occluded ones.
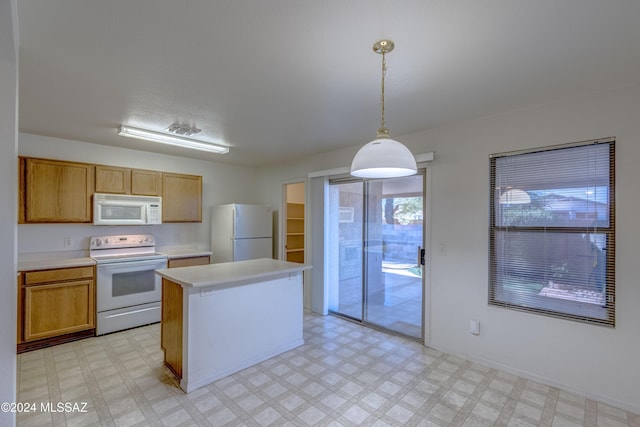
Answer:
[24,266,94,285]
[168,256,210,268]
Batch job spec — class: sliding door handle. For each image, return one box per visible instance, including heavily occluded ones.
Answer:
[418,247,426,266]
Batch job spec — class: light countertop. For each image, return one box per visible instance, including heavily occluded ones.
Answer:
[18,257,96,272]
[17,246,211,271]
[156,258,311,290]
[158,249,212,259]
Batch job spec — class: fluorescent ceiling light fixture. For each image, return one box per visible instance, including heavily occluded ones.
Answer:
[351,40,417,178]
[118,125,229,154]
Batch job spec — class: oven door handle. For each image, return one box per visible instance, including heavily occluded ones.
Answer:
[96,259,167,270]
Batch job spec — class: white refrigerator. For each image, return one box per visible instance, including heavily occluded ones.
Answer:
[211,204,273,263]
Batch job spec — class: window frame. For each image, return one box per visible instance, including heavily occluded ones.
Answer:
[488,138,616,326]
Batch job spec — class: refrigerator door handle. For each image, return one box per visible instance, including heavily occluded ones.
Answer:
[231,207,236,239]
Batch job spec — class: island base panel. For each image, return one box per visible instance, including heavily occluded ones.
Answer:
[161,278,183,379]
[163,272,304,393]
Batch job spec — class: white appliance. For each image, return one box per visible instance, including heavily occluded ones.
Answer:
[90,234,167,335]
[93,193,162,225]
[211,204,273,263]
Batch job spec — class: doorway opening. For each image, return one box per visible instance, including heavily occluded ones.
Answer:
[283,181,308,308]
[283,182,306,264]
[327,173,425,340]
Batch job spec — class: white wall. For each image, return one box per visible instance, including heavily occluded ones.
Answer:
[18,133,259,254]
[256,84,640,413]
[0,0,18,425]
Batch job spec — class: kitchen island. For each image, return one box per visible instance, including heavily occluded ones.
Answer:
[155,258,311,393]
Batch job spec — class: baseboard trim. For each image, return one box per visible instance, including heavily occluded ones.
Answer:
[17,329,95,354]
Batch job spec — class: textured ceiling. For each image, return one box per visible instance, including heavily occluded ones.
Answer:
[16,0,640,166]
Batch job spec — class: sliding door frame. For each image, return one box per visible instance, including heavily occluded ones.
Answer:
[328,170,428,343]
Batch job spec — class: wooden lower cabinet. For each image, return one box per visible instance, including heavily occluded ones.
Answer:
[161,278,183,379]
[24,279,94,341]
[18,266,96,353]
[160,255,209,365]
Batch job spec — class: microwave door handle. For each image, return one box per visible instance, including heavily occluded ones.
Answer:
[139,203,152,224]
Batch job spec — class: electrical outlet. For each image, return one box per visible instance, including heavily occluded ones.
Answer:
[174,233,182,243]
[439,243,447,256]
[63,237,72,247]
[470,319,480,335]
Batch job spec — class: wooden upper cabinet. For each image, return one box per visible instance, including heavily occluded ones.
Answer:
[162,172,202,222]
[132,169,162,196]
[21,158,94,223]
[19,156,201,223]
[95,166,161,196]
[95,165,131,194]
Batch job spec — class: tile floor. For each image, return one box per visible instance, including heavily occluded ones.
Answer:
[334,265,423,338]
[17,313,639,426]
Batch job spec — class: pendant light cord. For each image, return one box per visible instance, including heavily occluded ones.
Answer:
[380,51,387,131]
[376,47,391,138]
[350,39,417,178]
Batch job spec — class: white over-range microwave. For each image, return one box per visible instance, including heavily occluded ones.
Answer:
[93,193,162,225]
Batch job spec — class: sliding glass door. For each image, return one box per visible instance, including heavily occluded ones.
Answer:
[328,173,425,340]
[328,181,364,320]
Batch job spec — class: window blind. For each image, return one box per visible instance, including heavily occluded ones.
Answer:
[489,138,615,326]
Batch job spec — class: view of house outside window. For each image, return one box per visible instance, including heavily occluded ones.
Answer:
[489,139,615,326]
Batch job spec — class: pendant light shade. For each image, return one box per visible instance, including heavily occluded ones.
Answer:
[350,40,417,178]
[499,188,531,205]
[351,137,417,178]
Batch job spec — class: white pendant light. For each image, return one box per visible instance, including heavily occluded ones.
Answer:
[351,40,417,178]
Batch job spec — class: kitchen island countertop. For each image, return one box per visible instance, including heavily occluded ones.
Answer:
[155,257,310,289]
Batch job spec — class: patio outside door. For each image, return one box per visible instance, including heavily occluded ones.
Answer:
[328,173,424,340]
